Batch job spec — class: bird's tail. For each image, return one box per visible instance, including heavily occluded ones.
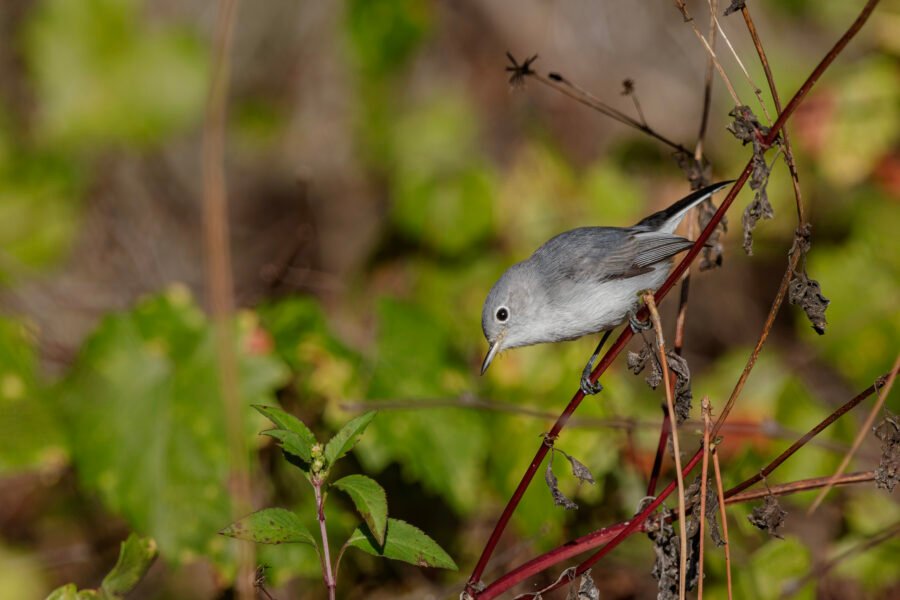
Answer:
[635,180,734,234]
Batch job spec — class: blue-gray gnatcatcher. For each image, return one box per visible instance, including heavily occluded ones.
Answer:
[480,180,732,394]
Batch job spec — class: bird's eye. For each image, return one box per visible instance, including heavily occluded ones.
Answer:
[496,307,509,322]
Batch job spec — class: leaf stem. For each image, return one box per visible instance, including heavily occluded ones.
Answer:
[313,480,337,600]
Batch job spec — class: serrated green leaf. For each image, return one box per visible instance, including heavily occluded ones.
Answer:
[220,508,316,547]
[347,518,456,570]
[254,405,316,445]
[333,474,388,545]
[100,534,157,597]
[262,429,313,464]
[324,411,376,468]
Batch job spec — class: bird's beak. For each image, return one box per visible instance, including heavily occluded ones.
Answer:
[481,340,501,375]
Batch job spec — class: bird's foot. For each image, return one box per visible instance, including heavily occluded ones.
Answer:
[580,362,604,396]
[628,310,652,333]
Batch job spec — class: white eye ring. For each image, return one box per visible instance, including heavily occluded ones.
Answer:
[495,306,509,322]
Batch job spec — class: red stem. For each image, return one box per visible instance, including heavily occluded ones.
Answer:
[646,407,671,496]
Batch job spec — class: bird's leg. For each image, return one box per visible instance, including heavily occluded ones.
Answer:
[628,309,652,332]
[580,329,612,395]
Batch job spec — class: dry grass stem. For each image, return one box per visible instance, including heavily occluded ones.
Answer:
[740,4,806,224]
[672,0,742,106]
[698,397,712,599]
[712,448,734,600]
[201,0,254,596]
[643,292,688,600]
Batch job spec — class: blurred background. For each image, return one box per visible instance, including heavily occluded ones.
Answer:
[1,0,898,598]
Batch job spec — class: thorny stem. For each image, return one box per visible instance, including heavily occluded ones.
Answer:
[808,352,900,514]
[697,398,712,600]
[712,448,734,600]
[466,2,882,593]
[313,480,337,600]
[644,294,689,600]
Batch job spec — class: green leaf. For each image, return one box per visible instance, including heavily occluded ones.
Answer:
[332,475,388,545]
[347,518,456,570]
[254,405,317,463]
[100,534,158,597]
[45,584,90,600]
[261,429,314,464]
[324,411,376,468]
[220,508,316,547]
[55,288,289,569]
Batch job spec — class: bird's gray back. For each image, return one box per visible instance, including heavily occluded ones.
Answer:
[523,226,682,340]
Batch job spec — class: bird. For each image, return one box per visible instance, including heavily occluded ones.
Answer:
[480,180,732,394]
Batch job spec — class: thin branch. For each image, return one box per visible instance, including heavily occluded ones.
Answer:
[712,447,734,600]
[726,471,875,505]
[711,255,797,440]
[646,407,671,496]
[697,398,712,600]
[518,64,692,155]
[644,293,689,600]
[740,4,806,224]
[783,518,900,598]
[202,0,254,597]
[710,11,773,123]
[466,3,882,592]
[671,0,742,105]
[694,0,719,158]
[725,368,897,497]
[808,353,900,514]
[478,523,631,599]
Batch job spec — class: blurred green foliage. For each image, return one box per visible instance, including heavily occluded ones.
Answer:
[25,0,207,149]
[56,286,287,572]
[0,317,65,472]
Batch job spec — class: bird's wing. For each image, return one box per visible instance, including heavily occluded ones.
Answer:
[533,227,694,283]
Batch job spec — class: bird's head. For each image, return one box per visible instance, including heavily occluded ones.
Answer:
[480,262,545,374]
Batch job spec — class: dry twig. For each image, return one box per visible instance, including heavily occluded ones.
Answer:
[202,0,255,597]
[712,448,734,600]
[644,293,689,600]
